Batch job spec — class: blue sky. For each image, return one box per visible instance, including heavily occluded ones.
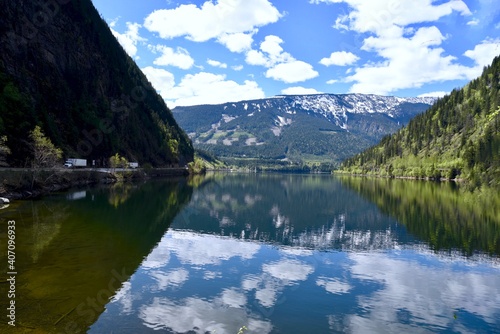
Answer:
[91,0,500,107]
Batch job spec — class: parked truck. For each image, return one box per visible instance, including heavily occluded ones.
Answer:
[129,162,139,169]
[64,158,87,168]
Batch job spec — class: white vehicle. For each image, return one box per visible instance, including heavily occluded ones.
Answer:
[129,162,139,169]
[64,158,87,168]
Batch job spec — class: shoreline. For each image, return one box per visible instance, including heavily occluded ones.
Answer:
[333,170,465,183]
[0,167,189,201]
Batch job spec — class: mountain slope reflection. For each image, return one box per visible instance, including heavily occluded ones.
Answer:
[172,173,415,251]
[340,177,500,256]
[89,174,500,333]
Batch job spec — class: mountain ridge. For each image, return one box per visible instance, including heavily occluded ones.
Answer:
[173,93,436,166]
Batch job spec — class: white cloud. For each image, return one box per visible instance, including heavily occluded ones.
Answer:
[320,51,360,66]
[246,35,318,83]
[418,91,448,98]
[144,0,281,45]
[218,32,255,53]
[464,39,500,68]
[310,0,489,95]
[111,22,145,58]
[344,25,479,94]
[232,65,244,71]
[260,35,284,56]
[333,14,349,30]
[108,17,120,28]
[326,79,339,84]
[265,61,319,83]
[141,66,175,99]
[207,59,228,68]
[150,45,195,69]
[320,0,471,35]
[281,87,322,95]
[245,49,269,66]
[467,18,480,26]
[168,72,265,107]
[245,35,292,67]
[142,68,265,108]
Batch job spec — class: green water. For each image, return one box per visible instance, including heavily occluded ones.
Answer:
[0,178,192,333]
[1,174,499,333]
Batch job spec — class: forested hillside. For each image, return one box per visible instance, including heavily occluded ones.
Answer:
[340,55,500,187]
[0,0,193,167]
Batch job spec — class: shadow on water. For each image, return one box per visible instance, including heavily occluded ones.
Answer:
[339,176,500,257]
[0,178,192,333]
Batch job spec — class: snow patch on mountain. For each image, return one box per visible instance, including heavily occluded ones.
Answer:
[222,114,238,123]
[276,116,292,126]
[262,93,437,128]
[211,93,437,132]
[275,94,436,116]
[272,116,293,136]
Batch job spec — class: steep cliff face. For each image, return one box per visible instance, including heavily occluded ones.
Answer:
[0,0,193,166]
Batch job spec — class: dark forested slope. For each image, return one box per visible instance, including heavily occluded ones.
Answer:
[0,0,193,167]
[340,55,500,186]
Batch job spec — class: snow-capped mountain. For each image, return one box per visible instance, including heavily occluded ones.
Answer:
[172,93,437,165]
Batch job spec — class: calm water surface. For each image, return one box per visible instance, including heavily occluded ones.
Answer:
[1,173,499,333]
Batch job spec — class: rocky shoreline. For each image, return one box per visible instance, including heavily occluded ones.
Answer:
[0,168,189,201]
[0,169,117,200]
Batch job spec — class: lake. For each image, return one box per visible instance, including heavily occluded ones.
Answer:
[0,173,499,333]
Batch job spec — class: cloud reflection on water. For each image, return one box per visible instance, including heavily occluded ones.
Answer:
[344,252,500,333]
[139,296,272,334]
[95,227,500,333]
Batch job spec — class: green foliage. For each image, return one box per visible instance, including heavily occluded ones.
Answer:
[187,157,207,174]
[29,126,63,168]
[109,153,129,169]
[194,148,226,169]
[120,156,128,168]
[339,55,500,187]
